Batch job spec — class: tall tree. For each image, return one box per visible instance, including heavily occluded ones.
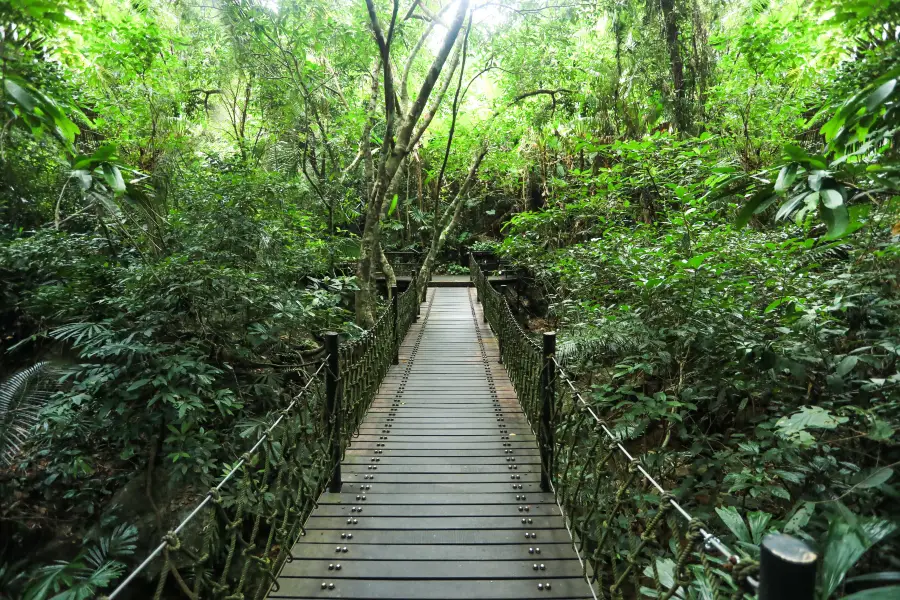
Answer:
[355,0,471,326]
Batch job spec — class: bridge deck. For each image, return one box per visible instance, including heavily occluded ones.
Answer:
[271,288,592,599]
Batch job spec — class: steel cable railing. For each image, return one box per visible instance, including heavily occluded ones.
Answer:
[105,281,421,600]
[469,253,772,600]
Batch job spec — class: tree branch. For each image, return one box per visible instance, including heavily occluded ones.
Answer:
[408,35,465,151]
[400,1,456,110]
[512,88,573,103]
[434,14,473,210]
[403,0,421,21]
[396,0,470,152]
[512,88,573,112]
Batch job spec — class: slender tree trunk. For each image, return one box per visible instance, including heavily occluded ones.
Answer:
[417,148,487,297]
[377,241,395,299]
[660,0,688,132]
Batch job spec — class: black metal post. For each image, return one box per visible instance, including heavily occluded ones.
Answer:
[540,331,556,492]
[471,254,480,303]
[419,269,427,304]
[325,332,342,493]
[392,285,399,365]
[412,273,419,321]
[759,533,818,600]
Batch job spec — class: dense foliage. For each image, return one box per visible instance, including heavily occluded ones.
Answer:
[0,0,898,597]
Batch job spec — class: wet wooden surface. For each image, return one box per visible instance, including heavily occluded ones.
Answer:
[270,288,592,599]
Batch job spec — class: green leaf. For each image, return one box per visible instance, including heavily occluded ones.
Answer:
[126,378,151,392]
[808,171,825,191]
[776,193,809,221]
[821,188,844,209]
[747,511,772,544]
[777,406,848,445]
[716,506,751,543]
[821,203,850,239]
[388,194,399,217]
[92,144,118,163]
[866,79,897,112]
[836,355,859,377]
[843,586,900,600]
[735,185,776,228]
[775,164,798,193]
[820,511,898,600]
[846,573,900,588]
[101,163,126,194]
[764,297,786,313]
[785,502,815,534]
[770,486,791,500]
[853,468,893,489]
[687,252,714,268]
[867,418,895,441]
[4,78,39,112]
[784,144,809,163]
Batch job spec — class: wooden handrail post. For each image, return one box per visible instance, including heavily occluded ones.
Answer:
[325,332,342,493]
[392,285,399,365]
[540,331,556,492]
[759,534,817,600]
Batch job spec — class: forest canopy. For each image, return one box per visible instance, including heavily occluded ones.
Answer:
[0,0,898,597]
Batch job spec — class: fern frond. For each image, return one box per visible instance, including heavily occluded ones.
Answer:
[556,323,649,369]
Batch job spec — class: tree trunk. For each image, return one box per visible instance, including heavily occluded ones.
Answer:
[356,0,469,327]
[378,240,396,299]
[416,148,487,298]
[660,0,688,132]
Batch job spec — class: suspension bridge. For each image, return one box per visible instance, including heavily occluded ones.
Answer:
[106,258,815,600]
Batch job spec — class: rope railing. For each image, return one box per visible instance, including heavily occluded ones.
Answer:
[105,281,421,600]
[469,253,816,600]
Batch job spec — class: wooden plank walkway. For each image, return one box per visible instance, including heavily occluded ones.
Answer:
[270,288,592,599]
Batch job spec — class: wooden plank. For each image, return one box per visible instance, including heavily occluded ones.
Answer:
[305,516,560,530]
[342,473,539,484]
[278,560,585,579]
[297,528,574,545]
[310,504,556,517]
[335,483,540,494]
[290,543,576,561]
[343,456,539,465]
[345,441,534,450]
[270,577,591,599]
[342,464,539,474]
[343,449,539,458]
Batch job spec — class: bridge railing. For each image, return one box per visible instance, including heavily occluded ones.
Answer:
[106,283,420,600]
[333,251,422,278]
[470,254,818,600]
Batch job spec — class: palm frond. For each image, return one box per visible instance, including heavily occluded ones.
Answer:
[0,361,65,466]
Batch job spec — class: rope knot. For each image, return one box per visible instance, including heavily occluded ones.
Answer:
[163,531,182,551]
[688,519,707,542]
[732,558,760,593]
[628,458,641,473]
[211,582,229,594]
[209,487,222,503]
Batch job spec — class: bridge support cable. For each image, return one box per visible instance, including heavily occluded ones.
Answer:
[469,253,819,600]
[105,284,420,600]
